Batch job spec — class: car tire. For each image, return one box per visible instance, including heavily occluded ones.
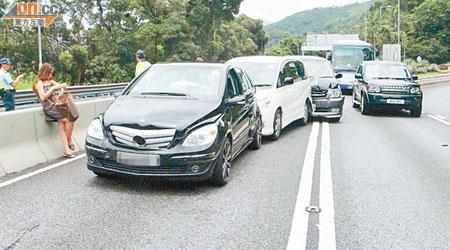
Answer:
[210,138,232,186]
[361,94,371,115]
[410,103,422,117]
[270,110,282,141]
[352,91,360,108]
[249,117,262,150]
[299,102,311,126]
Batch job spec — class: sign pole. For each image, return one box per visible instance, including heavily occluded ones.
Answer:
[38,0,43,68]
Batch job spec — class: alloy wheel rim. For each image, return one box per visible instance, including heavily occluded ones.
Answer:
[222,142,232,181]
[275,113,281,137]
[256,120,262,146]
[361,96,365,111]
[304,105,308,121]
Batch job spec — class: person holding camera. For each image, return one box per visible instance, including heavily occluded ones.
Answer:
[0,58,25,112]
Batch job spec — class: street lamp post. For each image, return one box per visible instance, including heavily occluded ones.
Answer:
[398,0,401,45]
[37,0,43,69]
[364,9,368,42]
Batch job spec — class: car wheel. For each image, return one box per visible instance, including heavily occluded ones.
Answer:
[299,102,311,126]
[250,117,262,150]
[211,138,232,186]
[410,103,422,117]
[361,94,371,115]
[352,91,360,108]
[270,110,282,141]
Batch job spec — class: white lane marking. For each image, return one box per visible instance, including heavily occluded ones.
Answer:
[286,122,320,250]
[428,115,450,127]
[0,154,86,189]
[318,122,336,250]
[435,114,446,120]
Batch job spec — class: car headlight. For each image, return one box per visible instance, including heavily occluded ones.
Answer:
[182,124,218,148]
[87,119,104,140]
[327,88,342,98]
[258,97,271,109]
[410,87,420,94]
[367,85,381,93]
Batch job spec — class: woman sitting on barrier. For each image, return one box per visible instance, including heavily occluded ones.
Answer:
[33,63,79,158]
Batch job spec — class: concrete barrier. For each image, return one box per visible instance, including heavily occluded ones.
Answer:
[418,73,450,86]
[0,97,114,177]
[0,108,47,175]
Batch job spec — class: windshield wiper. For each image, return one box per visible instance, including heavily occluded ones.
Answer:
[140,92,188,97]
[254,84,272,87]
[373,77,394,80]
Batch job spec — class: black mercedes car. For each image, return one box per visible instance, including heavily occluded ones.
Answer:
[294,56,345,122]
[352,61,422,117]
[85,63,262,186]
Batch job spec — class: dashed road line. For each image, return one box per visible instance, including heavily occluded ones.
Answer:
[0,154,86,189]
[318,122,336,250]
[287,122,320,250]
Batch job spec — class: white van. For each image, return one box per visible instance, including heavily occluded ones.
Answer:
[227,56,313,140]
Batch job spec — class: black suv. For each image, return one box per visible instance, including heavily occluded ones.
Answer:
[85,63,262,186]
[352,61,422,117]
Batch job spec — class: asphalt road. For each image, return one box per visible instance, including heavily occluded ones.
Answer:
[1,83,449,250]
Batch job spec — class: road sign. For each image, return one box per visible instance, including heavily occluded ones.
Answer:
[383,44,401,62]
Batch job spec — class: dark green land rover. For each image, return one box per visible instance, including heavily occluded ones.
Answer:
[352,61,422,117]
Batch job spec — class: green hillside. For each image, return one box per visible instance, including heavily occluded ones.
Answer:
[265,1,376,47]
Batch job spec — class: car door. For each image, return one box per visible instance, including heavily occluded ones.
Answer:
[294,61,311,118]
[226,68,249,155]
[278,61,300,125]
[236,68,258,136]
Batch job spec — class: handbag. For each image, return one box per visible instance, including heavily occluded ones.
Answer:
[54,88,80,121]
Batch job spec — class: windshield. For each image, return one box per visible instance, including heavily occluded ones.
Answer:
[231,62,278,86]
[304,60,335,78]
[333,46,373,72]
[125,66,222,98]
[365,65,412,80]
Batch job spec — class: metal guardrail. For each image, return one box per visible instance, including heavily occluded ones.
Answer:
[1,83,128,107]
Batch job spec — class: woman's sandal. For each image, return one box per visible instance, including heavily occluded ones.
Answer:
[64,152,76,158]
[69,144,75,151]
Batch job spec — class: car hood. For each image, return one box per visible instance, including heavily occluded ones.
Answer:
[102,96,222,132]
[366,79,419,87]
[311,77,339,92]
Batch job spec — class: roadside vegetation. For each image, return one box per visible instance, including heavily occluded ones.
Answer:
[0,0,447,88]
[0,0,267,87]
[266,0,448,74]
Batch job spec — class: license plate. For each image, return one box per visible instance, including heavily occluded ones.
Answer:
[117,152,160,166]
[387,99,405,104]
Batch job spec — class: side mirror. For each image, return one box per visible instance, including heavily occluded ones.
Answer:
[412,75,418,81]
[355,73,363,80]
[335,73,343,79]
[226,96,245,105]
[284,77,294,85]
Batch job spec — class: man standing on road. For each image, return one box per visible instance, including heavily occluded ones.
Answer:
[135,50,151,77]
[0,58,25,112]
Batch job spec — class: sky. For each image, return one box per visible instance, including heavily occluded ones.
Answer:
[239,0,370,23]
